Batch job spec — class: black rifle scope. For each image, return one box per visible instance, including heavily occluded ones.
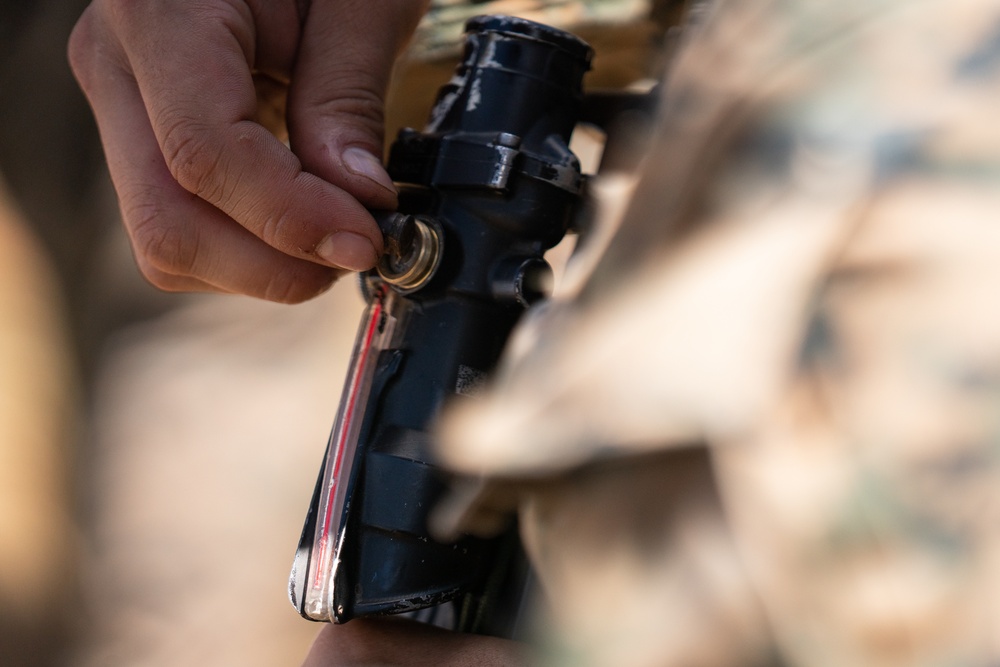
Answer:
[290,15,593,632]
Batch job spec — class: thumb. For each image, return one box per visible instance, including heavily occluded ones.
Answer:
[288,0,428,210]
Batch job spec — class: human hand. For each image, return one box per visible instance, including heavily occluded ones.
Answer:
[301,617,528,667]
[69,0,429,302]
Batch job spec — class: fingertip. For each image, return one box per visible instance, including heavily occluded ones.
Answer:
[315,231,379,271]
[342,146,397,195]
[295,137,399,210]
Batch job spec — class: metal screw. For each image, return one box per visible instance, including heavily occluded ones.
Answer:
[371,211,442,292]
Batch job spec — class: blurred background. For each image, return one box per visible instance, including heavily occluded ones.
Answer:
[0,1,672,664]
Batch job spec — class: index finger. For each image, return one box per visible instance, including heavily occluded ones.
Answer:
[112,1,383,269]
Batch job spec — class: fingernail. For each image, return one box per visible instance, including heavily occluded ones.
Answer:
[342,147,396,193]
[315,232,378,271]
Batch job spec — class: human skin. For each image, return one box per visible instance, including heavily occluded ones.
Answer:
[68,0,429,302]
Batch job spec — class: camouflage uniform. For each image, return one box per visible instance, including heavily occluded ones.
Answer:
[435,0,1000,665]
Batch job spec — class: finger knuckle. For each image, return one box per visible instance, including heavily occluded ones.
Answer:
[67,7,111,89]
[327,83,383,113]
[160,117,229,202]
[66,12,94,80]
[256,203,301,250]
[125,199,200,278]
[264,267,337,304]
[314,84,385,138]
[103,0,138,20]
[134,261,189,293]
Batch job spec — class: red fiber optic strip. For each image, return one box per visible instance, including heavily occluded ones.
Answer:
[312,290,386,591]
